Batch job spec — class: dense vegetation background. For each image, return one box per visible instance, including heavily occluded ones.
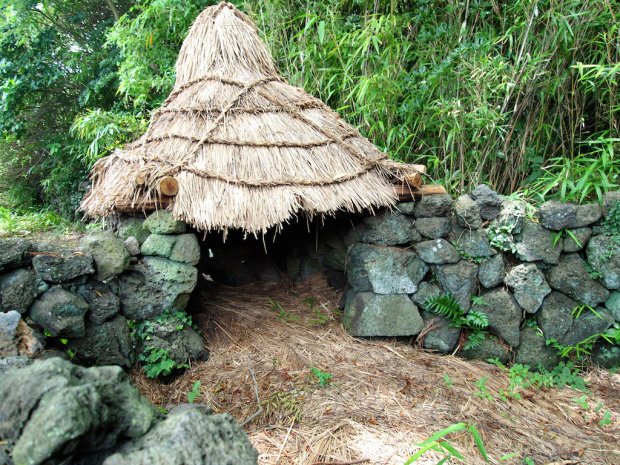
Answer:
[0,0,618,221]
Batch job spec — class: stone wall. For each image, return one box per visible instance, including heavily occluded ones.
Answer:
[339,188,620,369]
[0,210,204,368]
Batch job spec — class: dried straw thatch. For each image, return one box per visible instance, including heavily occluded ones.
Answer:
[82,2,416,234]
[133,275,620,465]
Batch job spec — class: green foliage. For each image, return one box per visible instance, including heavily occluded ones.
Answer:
[269,299,300,323]
[187,380,201,404]
[442,374,454,388]
[310,367,332,388]
[487,223,518,253]
[0,206,83,236]
[139,346,185,379]
[404,422,489,464]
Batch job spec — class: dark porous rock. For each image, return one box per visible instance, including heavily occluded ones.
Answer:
[419,310,461,353]
[103,411,257,465]
[124,236,141,256]
[590,343,620,369]
[459,335,511,365]
[563,227,592,253]
[143,210,187,235]
[432,261,478,311]
[69,316,134,367]
[118,256,198,321]
[32,250,94,284]
[0,358,154,465]
[0,310,21,356]
[470,184,502,220]
[515,220,562,265]
[603,190,620,217]
[30,287,89,338]
[414,216,452,239]
[245,256,281,282]
[396,202,416,215]
[75,281,120,324]
[357,212,420,246]
[0,237,31,271]
[546,254,609,306]
[0,355,32,374]
[587,235,620,289]
[504,264,551,314]
[606,291,620,321]
[287,255,321,281]
[453,194,482,229]
[141,319,208,365]
[492,200,527,234]
[169,234,201,265]
[80,231,130,281]
[343,291,424,337]
[414,194,453,218]
[324,247,347,272]
[0,268,38,313]
[478,288,522,348]
[415,239,459,265]
[347,244,428,294]
[478,254,505,288]
[451,228,496,259]
[575,203,602,227]
[539,201,578,230]
[538,291,614,346]
[141,233,176,258]
[514,327,561,371]
[411,281,442,310]
[117,216,150,244]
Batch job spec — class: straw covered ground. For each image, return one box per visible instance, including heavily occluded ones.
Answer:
[132,275,620,465]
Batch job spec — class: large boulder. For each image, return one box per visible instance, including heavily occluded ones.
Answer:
[0,238,31,271]
[587,235,620,289]
[478,288,522,348]
[546,254,609,306]
[117,216,150,244]
[606,291,620,321]
[343,292,424,337]
[415,239,459,265]
[470,184,502,220]
[492,200,527,235]
[414,194,453,218]
[515,220,562,265]
[432,261,478,311]
[539,201,602,230]
[69,316,134,367]
[451,228,496,259]
[453,194,482,229]
[32,250,94,284]
[0,358,155,465]
[0,268,38,313]
[348,212,420,246]
[142,234,201,265]
[143,210,186,234]
[419,310,461,353]
[603,191,620,217]
[514,327,561,371]
[478,254,505,288]
[0,310,21,356]
[504,264,551,313]
[347,244,428,295]
[563,227,591,253]
[80,231,130,281]
[140,317,208,365]
[103,410,257,465]
[459,335,511,364]
[414,217,452,239]
[410,281,442,310]
[72,281,120,324]
[29,287,89,338]
[118,257,198,320]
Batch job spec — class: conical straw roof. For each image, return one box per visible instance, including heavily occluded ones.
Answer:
[81,2,413,235]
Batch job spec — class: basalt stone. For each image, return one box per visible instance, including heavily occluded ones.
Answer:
[478,254,505,288]
[453,194,482,229]
[396,202,416,216]
[603,190,620,217]
[514,327,561,371]
[492,200,527,234]
[103,411,257,465]
[143,210,187,234]
[169,234,201,265]
[140,319,208,365]
[323,231,345,250]
[606,292,620,321]
[590,344,620,369]
[32,250,94,284]
[0,310,21,356]
[69,315,134,367]
[515,220,562,265]
[0,268,38,313]
[415,239,459,265]
[245,256,281,282]
[80,231,130,281]
[356,212,420,246]
[504,264,551,313]
[0,237,30,271]
[414,217,452,239]
[118,256,198,321]
[587,235,620,289]
[347,244,428,294]
[141,234,176,258]
[477,288,522,348]
[432,261,478,311]
[124,236,141,256]
[470,184,502,220]
[117,216,150,244]
[30,287,89,338]
[324,247,347,272]
[451,228,496,259]
[73,281,119,324]
[563,227,592,253]
[287,255,321,281]
[539,201,578,230]
[460,335,511,364]
[411,281,442,310]
[562,307,614,347]
[547,254,609,306]
[419,310,461,353]
[575,203,602,227]
[414,194,453,218]
[0,355,31,374]
[343,291,424,337]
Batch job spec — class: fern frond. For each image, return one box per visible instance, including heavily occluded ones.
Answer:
[464,331,487,350]
[425,294,465,321]
[465,310,489,329]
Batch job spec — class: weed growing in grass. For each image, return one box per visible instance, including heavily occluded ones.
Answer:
[187,380,201,404]
[310,367,332,388]
[268,299,300,323]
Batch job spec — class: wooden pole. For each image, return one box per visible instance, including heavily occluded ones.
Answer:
[159,177,179,196]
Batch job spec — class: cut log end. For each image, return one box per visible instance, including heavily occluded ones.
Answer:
[159,177,179,196]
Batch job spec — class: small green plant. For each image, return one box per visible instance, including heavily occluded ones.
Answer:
[404,422,489,464]
[269,299,300,323]
[572,394,590,410]
[475,377,494,401]
[188,380,201,404]
[487,222,518,253]
[523,457,535,465]
[552,229,582,249]
[425,294,489,350]
[139,346,187,379]
[310,367,332,388]
[443,374,454,388]
[599,410,612,427]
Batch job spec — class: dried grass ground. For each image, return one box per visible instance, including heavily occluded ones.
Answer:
[132,275,620,465]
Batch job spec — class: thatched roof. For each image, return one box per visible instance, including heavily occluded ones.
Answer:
[81,2,415,234]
